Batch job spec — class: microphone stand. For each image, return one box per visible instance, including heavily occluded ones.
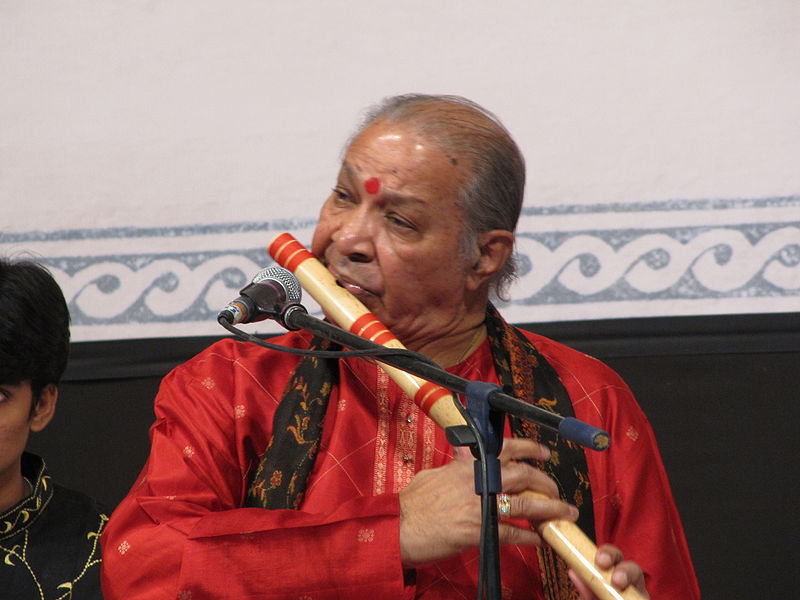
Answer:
[452,381,506,600]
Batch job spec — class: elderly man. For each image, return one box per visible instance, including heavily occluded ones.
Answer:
[101,95,699,599]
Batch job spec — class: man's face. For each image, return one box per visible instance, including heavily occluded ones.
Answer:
[311,120,481,349]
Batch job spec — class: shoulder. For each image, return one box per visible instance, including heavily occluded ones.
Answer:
[47,484,108,539]
[51,484,108,523]
[514,327,628,389]
[179,330,314,372]
[160,330,314,389]
[512,326,641,423]
[152,331,314,418]
[25,482,107,549]
[19,453,106,532]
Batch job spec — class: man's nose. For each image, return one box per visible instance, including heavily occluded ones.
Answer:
[334,207,375,263]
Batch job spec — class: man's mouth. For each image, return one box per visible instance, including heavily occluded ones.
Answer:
[336,275,372,298]
[328,265,375,298]
[325,255,377,301]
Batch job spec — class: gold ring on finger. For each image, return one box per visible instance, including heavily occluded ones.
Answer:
[497,493,511,517]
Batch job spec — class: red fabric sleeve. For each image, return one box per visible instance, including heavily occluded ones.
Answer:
[588,385,700,599]
[530,332,701,600]
[101,340,411,600]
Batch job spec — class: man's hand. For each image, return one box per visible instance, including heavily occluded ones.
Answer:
[568,545,650,600]
[398,438,579,566]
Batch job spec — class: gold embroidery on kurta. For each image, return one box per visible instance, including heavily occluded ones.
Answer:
[394,390,418,492]
[373,368,391,496]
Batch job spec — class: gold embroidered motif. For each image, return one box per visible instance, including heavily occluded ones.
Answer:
[357,528,375,542]
[394,390,418,492]
[287,415,313,444]
[270,470,283,488]
[535,396,558,409]
[0,474,52,536]
[373,368,391,496]
[422,412,436,470]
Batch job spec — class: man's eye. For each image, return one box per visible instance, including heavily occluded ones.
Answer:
[386,213,414,230]
[332,188,353,203]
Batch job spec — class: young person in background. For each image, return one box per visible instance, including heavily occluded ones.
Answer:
[0,258,107,599]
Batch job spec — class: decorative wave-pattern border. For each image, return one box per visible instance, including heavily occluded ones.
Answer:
[1,197,798,341]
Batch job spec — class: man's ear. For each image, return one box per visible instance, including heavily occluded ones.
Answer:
[30,384,58,433]
[466,229,514,291]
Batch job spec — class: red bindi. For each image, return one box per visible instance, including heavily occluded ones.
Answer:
[364,177,381,195]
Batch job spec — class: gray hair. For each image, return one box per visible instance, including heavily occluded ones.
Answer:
[352,94,525,299]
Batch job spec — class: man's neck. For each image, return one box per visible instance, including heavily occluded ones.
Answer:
[418,322,487,368]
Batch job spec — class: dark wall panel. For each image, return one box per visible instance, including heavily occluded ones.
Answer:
[604,352,797,599]
[27,376,160,511]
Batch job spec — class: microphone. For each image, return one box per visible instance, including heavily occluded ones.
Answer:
[218,266,303,326]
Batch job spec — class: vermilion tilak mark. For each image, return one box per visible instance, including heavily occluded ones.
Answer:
[364,177,381,195]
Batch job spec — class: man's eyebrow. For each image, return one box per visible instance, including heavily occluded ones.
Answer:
[340,163,358,183]
[381,190,426,208]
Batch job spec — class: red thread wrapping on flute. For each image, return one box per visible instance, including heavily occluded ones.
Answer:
[364,177,381,195]
[416,382,451,413]
[268,233,295,263]
[268,234,295,266]
[350,314,397,346]
[269,234,314,272]
[350,313,375,337]
[284,247,314,272]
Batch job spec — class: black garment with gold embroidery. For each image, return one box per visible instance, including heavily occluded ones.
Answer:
[0,453,107,600]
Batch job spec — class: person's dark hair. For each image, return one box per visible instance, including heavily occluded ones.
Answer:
[0,258,70,405]
[355,94,526,299]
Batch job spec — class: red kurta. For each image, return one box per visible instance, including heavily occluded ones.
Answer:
[101,329,699,599]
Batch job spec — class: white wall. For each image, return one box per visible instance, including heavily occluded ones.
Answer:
[1,1,798,340]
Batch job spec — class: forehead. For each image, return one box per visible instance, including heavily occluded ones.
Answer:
[342,121,465,201]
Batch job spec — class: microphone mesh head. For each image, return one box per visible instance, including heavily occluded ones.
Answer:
[252,266,302,303]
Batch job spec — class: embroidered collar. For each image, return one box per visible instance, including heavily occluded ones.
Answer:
[0,452,53,540]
